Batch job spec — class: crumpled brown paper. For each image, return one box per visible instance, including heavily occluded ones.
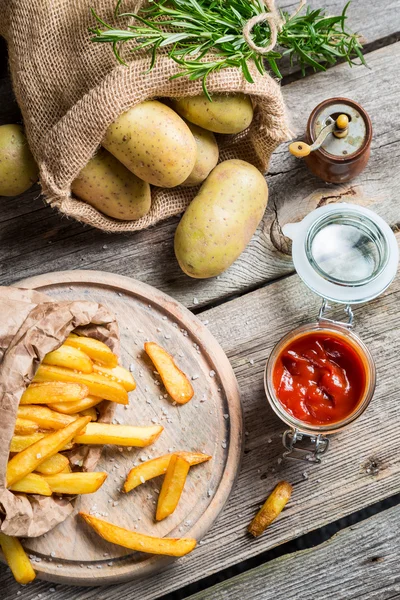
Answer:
[0,286,119,537]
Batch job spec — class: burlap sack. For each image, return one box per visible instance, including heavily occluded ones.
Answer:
[0,0,290,233]
[0,286,119,537]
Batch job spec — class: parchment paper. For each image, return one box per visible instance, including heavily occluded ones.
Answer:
[0,287,119,537]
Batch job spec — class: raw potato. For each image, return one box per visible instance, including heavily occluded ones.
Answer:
[248,481,293,537]
[124,451,212,492]
[43,345,93,374]
[74,422,163,447]
[20,381,89,404]
[172,94,253,134]
[0,124,38,196]
[156,455,190,520]
[144,342,194,404]
[182,122,219,187]
[0,533,36,584]
[102,100,197,188]
[71,148,151,221]
[80,513,196,557]
[175,159,268,278]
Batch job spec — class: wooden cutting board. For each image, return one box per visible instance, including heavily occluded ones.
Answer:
[12,270,243,585]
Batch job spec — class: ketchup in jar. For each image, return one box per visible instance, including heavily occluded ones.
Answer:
[272,331,366,426]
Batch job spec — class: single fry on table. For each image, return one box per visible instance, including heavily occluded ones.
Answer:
[74,422,163,447]
[124,451,211,492]
[20,381,89,404]
[156,454,190,521]
[80,513,196,557]
[0,533,36,584]
[144,341,194,404]
[248,481,293,537]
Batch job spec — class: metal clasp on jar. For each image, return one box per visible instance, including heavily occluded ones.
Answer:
[282,429,330,463]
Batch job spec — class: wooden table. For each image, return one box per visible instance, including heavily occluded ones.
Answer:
[1,1,400,598]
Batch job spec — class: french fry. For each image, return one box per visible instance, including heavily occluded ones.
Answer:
[248,481,293,537]
[6,416,90,487]
[43,472,107,495]
[10,434,74,453]
[74,423,163,447]
[33,364,128,405]
[156,455,190,521]
[65,334,118,367]
[9,473,52,496]
[124,451,212,493]
[35,453,70,475]
[144,342,194,404]
[18,405,76,430]
[59,465,72,474]
[20,381,89,405]
[14,418,39,435]
[43,344,93,373]
[80,513,196,557]
[93,364,136,392]
[80,407,98,421]
[50,395,103,415]
[0,533,36,584]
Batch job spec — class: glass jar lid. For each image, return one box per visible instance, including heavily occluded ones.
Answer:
[283,204,398,304]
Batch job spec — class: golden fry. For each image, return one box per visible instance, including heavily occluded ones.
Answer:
[20,381,89,405]
[18,405,76,430]
[43,472,107,495]
[124,451,211,492]
[43,344,93,373]
[74,423,163,447]
[144,342,193,404]
[156,455,190,521]
[33,364,128,405]
[248,481,293,537]
[80,407,98,421]
[80,513,196,557]
[35,453,70,475]
[10,434,74,453]
[65,334,118,367]
[93,364,136,392]
[50,395,103,415]
[6,416,90,486]
[0,533,36,584]
[59,464,72,474]
[14,418,39,435]
[9,473,52,496]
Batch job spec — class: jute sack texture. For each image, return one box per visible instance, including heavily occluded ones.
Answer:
[0,0,290,233]
[0,286,119,537]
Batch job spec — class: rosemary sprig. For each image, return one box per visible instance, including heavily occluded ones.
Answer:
[89,0,366,100]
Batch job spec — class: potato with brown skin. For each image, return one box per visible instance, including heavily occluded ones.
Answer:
[71,148,151,220]
[102,101,197,187]
[174,159,268,278]
[181,121,219,187]
[0,124,38,196]
[171,94,253,134]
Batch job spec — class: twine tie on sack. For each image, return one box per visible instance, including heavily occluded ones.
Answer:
[243,0,306,54]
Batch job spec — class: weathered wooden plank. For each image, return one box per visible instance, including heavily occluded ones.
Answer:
[1,41,399,309]
[188,504,400,600]
[1,236,399,597]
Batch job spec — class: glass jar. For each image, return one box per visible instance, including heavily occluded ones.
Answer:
[264,203,398,463]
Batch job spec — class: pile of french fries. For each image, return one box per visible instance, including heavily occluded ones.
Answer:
[1,335,211,584]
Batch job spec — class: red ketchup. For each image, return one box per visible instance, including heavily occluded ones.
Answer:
[272,332,366,425]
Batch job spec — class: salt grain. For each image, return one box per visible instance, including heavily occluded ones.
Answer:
[223,414,229,419]
[191,374,199,380]
[193,297,199,305]
[209,370,216,377]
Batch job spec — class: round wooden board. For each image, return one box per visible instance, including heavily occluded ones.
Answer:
[11,270,243,585]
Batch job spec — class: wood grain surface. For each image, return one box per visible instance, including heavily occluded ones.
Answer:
[188,503,400,600]
[7,271,242,585]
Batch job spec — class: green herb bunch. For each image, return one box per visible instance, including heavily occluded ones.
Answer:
[90,0,366,100]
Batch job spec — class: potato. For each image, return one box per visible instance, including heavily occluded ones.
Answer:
[171,94,253,134]
[181,122,219,187]
[174,159,268,278]
[102,101,197,187]
[71,148,151,221]
[0,124,38,196]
